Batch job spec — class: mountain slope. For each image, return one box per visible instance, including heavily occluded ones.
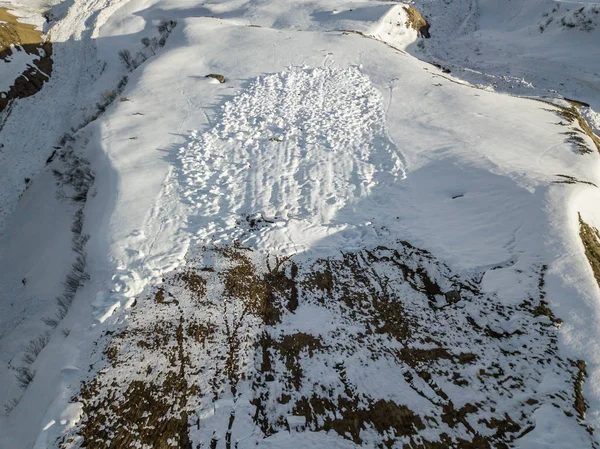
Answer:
[1,1,600,448]
[411,0,600,109]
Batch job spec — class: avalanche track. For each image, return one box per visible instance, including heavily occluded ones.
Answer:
[179,66,406,254]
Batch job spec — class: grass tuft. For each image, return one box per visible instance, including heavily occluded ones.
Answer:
[579,213,600,288]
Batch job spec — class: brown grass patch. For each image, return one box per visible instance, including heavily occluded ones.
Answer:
[63,243,594,448]
[76,315,193,449]
[186,320,215,346]
[371,288,412,342]
[154,287,166,303]
[77,376,192,449]
[305,262,334,296]
[398,347,452,366]
[293,395,424,444]
[0,8,53,113]
[579,213,600,288]
[404,5,430,38]
[0,8,44,52]
[221,249,298,324]
[273,333,324,389]
[545,101,600,154]
[176,269,207,300]
[572,359,588,420]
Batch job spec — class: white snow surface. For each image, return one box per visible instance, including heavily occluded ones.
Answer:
[0,0,600,448]
[179,65,405,254]
[412,0,600,108]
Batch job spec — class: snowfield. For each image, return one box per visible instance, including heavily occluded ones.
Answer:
[1,0,600,448]
[411,0,600,109]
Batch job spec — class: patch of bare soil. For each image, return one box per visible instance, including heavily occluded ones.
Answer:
[59,242,593,448]
[0,8,53,113]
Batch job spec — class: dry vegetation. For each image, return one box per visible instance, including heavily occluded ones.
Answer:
[0,8,44,52]
[404,5,430,38]
[0,8,53,113]
[206,74,226,83]
[553,174,597,187]
[543,100,600,155]
[59,241,593,448]
[579,214,600,289]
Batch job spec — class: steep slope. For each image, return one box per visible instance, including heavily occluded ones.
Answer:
[1,1,600,448]
[411,0,600,109]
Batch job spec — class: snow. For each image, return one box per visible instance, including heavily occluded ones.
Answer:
[583,107,600,136]
[179,65,405,254]
[412,0,600,109]
[513,406,594,449]
[246,430,360,449]
[0,168,75,404]
[0,0,600,447]
[0,45,39,92]
[0,5,46,29]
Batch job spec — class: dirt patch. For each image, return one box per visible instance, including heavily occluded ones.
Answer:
[0,8,53,113]
[404,5,430,38]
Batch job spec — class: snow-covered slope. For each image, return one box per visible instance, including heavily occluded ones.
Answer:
[1,0,600,448]
[412,0,600,109]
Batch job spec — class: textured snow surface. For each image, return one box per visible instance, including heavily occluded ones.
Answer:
[179,66,405,253]
[411,0,600,109]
